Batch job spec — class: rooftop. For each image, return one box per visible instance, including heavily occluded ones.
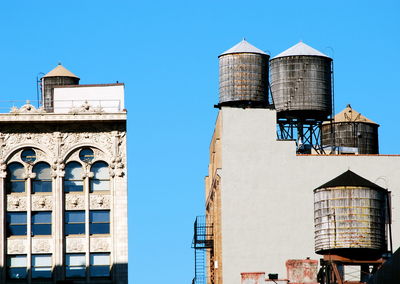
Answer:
[273,41,330,59]
[220,39,267,56]
[43,64,79,78]
[330,104,378,125]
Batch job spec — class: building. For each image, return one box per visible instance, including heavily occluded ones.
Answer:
[193,40,400,284]
[0,64,128,283]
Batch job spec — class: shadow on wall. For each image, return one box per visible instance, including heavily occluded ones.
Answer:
[368,248,400,284]
[0,262,128,284]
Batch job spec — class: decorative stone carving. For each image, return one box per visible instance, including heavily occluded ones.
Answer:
[61,132,113,159]
[32,239,52,253]
[90,237,111,252]
[8,239,27,254]
[66,238,86,253]
[3,132,56,157]
[110,156,125,177]
[90,195,111,209]
[68,101,104,114]
[65,194,85,210]
[10,101,46,114]
[32,195,53,211]
[7,195,27,211]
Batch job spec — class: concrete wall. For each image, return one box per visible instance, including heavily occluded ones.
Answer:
[53,85,124,113]
[218,107,400,284]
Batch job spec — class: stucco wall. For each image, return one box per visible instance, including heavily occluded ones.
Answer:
[219,107,400,284]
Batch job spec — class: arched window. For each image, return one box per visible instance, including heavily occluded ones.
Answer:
[90,162,110,192]
[32,162,52,193]
[6,163,25,193]
[64,162,83,193]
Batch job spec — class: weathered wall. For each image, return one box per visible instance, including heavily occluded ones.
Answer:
[217,107,400,284]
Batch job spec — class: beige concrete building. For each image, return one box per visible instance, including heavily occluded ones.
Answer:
[0,65,128,283]
[195,40,400,284]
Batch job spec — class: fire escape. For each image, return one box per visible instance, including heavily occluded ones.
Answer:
[192,216,213,284]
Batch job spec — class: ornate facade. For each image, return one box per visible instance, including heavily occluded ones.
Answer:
[0,66,128,284]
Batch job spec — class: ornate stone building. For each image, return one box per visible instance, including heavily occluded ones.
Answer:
[0,65,128,283]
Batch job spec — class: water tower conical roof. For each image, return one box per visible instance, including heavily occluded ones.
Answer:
[315,170,385,191]
[331,104,378,125]
[273,42,330,59]
[219,39,267,56]
[43,64,79,79]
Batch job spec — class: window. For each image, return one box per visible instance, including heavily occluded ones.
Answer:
[32,254,52,278]
[79,148,94,163]
[21,148,36,163]
[32,212,52,236]
[65,211,85,235]
[90,210,110,235]
[7,255,27,279]
[64,162,83,192]
[90,161,110,192]
[32,162,52,192]
[7,212,27,236]
[90,253,110,277]
[66,254,86,278]
[6,163,25,193]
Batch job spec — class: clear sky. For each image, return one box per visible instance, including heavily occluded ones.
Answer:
[0,0,399,283]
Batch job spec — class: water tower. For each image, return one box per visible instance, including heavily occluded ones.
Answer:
[41,64,80,112]
[321,104,379,154]
[314,170,391,283]
[218,39,270,108]
[270,42,333,153]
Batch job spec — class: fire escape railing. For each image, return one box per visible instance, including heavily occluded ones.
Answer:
[192,216,213,284]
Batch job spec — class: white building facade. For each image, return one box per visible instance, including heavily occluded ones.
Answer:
[0,65,128,283]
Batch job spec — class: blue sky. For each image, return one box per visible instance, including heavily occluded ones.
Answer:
[0,0,399,283]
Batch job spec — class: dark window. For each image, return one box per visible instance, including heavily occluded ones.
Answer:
[64,162,83,192]
[6,163,25,193]
[32,212,52,235]
[79,148,94,163]
[90,210,110,235]
[7,212,27,236]
[21,148,36,163]
[90,253,110,277]
[32,162,52,193]
[90,161,110,192]
[65,211,85,235]
[32,254,52,278]
[66,254,86,278]
[7,255,27,279]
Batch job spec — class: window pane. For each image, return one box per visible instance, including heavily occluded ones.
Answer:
[65,162,83,180]
[32,224,51,235]
[79,148,94,163]
[90,180,110,191]
[64,180,83,192]
[90,254,109,265]
[90,266,110,277]
[32,267,52,278]
[33,162,51,180]
[32,212,51,223]
[8,212,27,224]
[66,267,86,278]
[65,211,85,223]
[91,162,109,179]
[8,163,25,180]
[32,255,51,266]
[8,225,27,236]
[90,223,109,234]
[66,224,85,235]
[66,254,85,266]
[33,181,52,192]
[90,211,109,222]
[9,268,27,279]
[21,149,36,163]
[8,181,25,193]
[8,255,27,267]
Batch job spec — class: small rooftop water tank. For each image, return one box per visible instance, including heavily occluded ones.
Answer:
[321,105,379,154]
[42,64,80,112]
[270,42,332,120]
[218,40,269,108]
[314,170,388,259]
